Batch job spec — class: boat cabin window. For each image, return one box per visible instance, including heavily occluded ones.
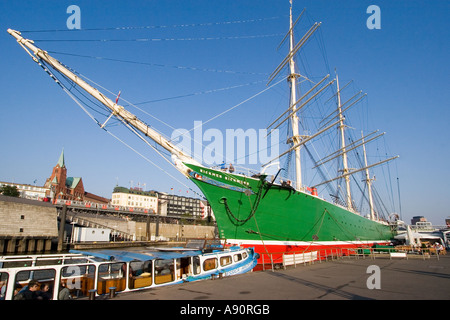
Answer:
[60,265,95,299]
[242,252,248,259]
[203,258,218,271]
[97,262,126,295]
[129,260,152,289]
[193,256,201,275]
[220,256,232,267]
[154,259,175,284]
[14,269,56,300]
[0,272,9,300]
[234,253,242,262]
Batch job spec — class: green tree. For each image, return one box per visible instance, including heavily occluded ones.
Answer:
[0,185,20,197]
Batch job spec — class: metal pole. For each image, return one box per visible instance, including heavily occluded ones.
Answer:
[262,254,265,271]
[109,287,116,299]
[146,215,151,241]
[57,205,67,252]
[270,254,274,272]
[89,289,96,300]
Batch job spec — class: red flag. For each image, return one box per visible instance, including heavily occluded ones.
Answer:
[115,91,121,104]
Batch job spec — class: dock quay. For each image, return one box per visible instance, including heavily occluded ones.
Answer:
[108,253,450,301]
[0,194,216,254]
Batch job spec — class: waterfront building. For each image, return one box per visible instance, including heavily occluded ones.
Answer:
[83,192,110,205]
[0,181,49,201]
[411,216,428,226]
[156,192,212,221]
[111,186,158,213]
[110,186,212,221]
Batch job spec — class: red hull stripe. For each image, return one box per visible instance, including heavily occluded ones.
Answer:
[225,239,391,264]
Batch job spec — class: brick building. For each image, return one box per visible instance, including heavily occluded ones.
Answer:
[44,149,85,201]
[43,149,109,204]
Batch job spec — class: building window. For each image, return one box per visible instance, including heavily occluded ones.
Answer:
[20,215,25,220]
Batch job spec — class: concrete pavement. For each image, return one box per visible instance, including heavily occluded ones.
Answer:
[112,254,450,301]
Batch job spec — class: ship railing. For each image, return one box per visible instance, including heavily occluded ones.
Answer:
[210,164,260,177]
[258,245,444,271]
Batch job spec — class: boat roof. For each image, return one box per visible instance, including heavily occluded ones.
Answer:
[69,249,204,262]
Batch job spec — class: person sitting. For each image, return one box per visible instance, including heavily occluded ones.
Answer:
[0,280,6,300]
[58,281,72,300]
[37,283,52,300]
[14,280,40,300]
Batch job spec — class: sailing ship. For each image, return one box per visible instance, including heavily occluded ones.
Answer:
[7,3,399,264]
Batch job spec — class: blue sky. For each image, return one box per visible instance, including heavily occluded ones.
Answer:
[0,0,448,225]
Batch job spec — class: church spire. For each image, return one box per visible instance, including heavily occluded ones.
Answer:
[57,148,65,168]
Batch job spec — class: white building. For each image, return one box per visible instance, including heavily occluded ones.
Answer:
[73,227,110,242]
[0,181,49,201]
[111,186,158,213]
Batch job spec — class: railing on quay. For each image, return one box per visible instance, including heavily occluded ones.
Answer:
[258,246,445,272]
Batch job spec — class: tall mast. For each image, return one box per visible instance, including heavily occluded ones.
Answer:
[362,132,376,220]
[288,4,302,190]
[336,72,353,210]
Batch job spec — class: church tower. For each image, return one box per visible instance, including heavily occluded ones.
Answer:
[45,149,69,199]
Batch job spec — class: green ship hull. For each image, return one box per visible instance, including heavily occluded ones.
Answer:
[185,163,395,260]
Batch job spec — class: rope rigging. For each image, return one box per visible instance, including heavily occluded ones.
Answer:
[48,51,269,76]
[34,33,284,43]
[33,56,206,199]
[21,16,282,33]
[27,41,287,201]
